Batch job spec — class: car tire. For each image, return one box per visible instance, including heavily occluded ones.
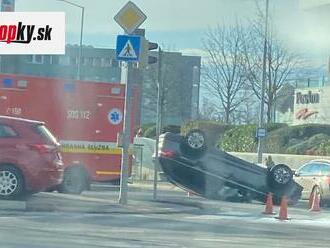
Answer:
[181,129,207,157]
[267,164,293,189]
[58,166,89,194]
[0,165,25,200]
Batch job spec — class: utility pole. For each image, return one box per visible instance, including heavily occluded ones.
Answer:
[153,47,162,200]
[119,61,132,205]
[56,0,84,80]
[257,0,269,164]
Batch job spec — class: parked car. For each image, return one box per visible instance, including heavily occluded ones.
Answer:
[294,159,330,206]
[158,129,302,204]
[0,116,64,200]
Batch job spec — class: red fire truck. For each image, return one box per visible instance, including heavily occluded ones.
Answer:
[0,73,138,194]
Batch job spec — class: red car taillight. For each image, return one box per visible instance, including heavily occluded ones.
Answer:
[29,144,57,154]
[159,150,176,158]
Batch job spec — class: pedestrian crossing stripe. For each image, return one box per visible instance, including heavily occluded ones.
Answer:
[118,40,137,59]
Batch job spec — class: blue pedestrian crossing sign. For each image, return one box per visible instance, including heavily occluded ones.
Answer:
[116,35,141,62]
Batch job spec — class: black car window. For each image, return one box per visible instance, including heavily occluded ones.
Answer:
[0,124,18,138]
[298,163,320,176]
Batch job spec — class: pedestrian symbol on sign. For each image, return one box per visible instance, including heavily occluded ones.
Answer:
[108,108,123,125]
[116,35,140,62]
[118,40,137,59]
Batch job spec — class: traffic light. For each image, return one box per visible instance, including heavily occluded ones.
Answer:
[139,37,158,68]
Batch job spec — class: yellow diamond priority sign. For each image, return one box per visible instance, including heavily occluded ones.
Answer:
[114,1,147,34]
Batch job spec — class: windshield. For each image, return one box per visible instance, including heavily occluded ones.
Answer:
[1,1,330,248]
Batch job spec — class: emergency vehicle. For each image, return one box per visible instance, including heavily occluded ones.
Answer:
[0,73,138,194]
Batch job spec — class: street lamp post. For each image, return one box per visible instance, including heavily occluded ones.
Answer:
[257,0,269,164]
[56,0,84,80]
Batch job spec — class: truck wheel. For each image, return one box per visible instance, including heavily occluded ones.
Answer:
[0,165,25,200]
[181,129,207,157]
[58,166,89,194]
[268,164,293,189]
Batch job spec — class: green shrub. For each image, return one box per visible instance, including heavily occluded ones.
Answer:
[218,125,257,152]
[144,125,156,138]
[286,134,329,155]
[218,123,286,153]
[319,139,330,155]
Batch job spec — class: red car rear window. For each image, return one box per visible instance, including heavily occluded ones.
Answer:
[33,124,58,145]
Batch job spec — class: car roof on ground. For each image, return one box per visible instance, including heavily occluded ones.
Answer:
[0,115,44,125]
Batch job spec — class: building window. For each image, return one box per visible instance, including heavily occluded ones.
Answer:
[34,55,43,64]
[59,56,70,66]
[44,55,51,64]
[92,57,101,67]
[70,56,78,65]
[25,55,44,64]
[101,58,111,67]
[25,55,33,63]
[83,57,93,66]
[111,59,119,68]
[51,56,59,65]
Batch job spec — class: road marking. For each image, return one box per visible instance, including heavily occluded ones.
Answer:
[194,238,232,242]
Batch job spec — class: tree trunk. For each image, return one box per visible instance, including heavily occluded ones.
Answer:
[267,100,272,123]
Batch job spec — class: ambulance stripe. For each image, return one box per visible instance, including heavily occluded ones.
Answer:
[59,140,133,155]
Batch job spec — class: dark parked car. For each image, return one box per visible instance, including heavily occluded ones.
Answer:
[0,116,64,200]
[158,130,302,204]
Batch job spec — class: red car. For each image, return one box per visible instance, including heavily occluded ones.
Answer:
[0,116,64,200]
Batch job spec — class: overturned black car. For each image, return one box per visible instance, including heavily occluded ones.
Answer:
[158,130,302,204]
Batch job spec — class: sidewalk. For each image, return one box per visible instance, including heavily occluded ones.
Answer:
[23,191,201,214]
[91,180,183,192]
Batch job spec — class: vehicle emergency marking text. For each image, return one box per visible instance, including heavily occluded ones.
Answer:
[67,110,91,120]
[6,107,21,115]
[60,140,134,155]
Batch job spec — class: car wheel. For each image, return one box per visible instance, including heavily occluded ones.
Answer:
[0,165,24,200]
[181,129,207,157]
[268,164,293,189]
[58,166,89,194]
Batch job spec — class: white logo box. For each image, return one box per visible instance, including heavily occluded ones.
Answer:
[0,12,65,54]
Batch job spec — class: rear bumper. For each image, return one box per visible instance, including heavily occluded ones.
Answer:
[25,160,64,192]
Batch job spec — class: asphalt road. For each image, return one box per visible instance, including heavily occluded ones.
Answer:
[1,184,330,248]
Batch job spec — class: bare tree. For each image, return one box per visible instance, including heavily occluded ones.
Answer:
[202,23,249,124]
[243,7,301,123]
[199,97,223,121]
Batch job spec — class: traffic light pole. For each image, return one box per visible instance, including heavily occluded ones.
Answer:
[119,61,132,205]
[257,0,269,164]
[153,47,162,200]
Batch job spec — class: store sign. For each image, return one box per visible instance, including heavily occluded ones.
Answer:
[293,88,325,125]
[296,91,320,104]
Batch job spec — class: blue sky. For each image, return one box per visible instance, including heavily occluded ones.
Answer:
[14,0,330,65]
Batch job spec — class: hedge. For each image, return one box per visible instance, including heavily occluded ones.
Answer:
[218,123,287,153]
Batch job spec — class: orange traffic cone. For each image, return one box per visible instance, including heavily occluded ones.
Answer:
[308,192,314,209]
[309,190,321,212]
[276,195,290,220]
[263,192,275,215]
